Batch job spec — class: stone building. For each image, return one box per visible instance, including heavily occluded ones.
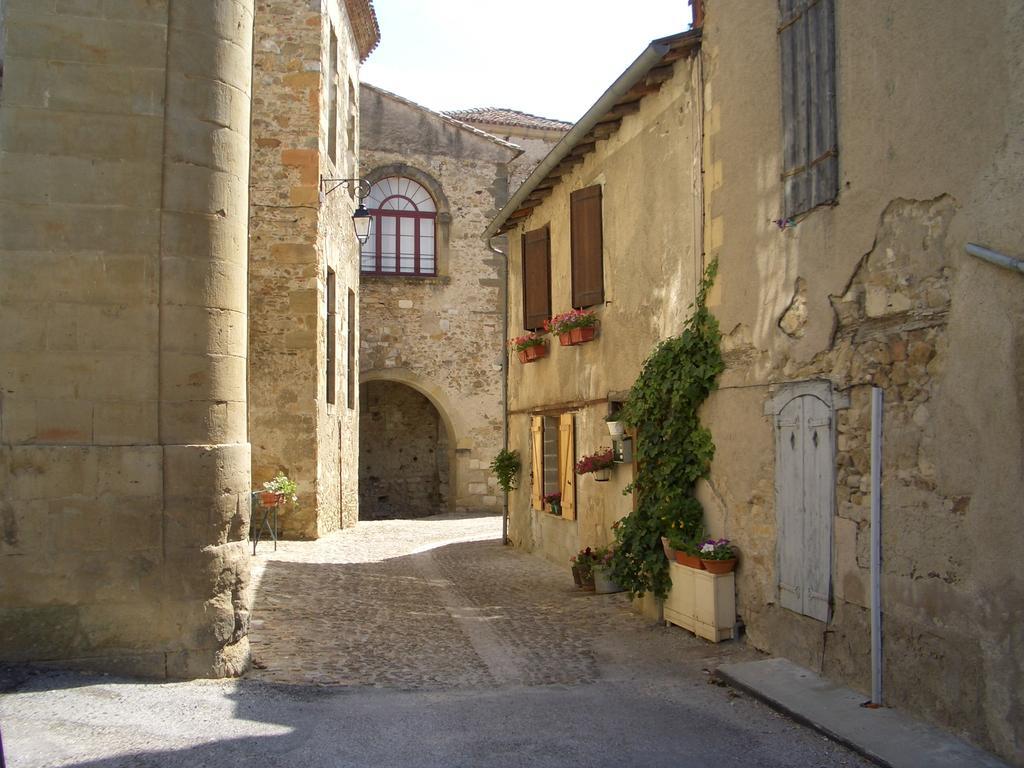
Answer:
[488,2,1024,762]
[0,0,257,677]
[0,0,378,678]
[248,0,379,538]
[358,86,567,518]
[443,107,572,190]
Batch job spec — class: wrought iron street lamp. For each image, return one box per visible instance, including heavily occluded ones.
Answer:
[319,176,373,245]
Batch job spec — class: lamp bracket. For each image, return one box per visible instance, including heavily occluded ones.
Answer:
[319,176,371,200]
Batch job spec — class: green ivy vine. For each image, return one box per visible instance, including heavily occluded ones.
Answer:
[610,261,724,599]
[490,449,521,494]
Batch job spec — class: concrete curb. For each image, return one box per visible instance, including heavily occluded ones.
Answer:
[716,658,1011,768]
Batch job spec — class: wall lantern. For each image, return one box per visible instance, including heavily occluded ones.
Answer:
[319,176,373,245]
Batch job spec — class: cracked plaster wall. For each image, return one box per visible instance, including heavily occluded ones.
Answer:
[698,2,1024,760]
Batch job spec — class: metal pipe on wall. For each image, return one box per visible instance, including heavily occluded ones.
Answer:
[965,242,1024,275]
[870,386,884,706]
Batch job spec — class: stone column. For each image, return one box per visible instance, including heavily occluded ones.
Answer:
[157,0,255,677]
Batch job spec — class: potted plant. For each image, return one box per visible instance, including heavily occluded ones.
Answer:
[668,525,707,569]
[574,447,615,482]
[570,546,598,590]
[699,538,738,574]
[591,545,624,594]
[543,491,562,516]
[260,473,297,507]
[509,331,548,363]
[605,412,625,438]
[489,449,520,493]
[544,309,599,346]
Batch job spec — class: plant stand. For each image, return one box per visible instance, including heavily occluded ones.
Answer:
[663,560,735,642]
[251,491,280,555]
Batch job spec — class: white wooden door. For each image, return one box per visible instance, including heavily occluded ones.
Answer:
[775,393,834,622]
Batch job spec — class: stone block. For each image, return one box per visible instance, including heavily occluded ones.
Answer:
[0,108,163,162]
[1,398,37,444]
[160,351,247,404]
[288,184,319,205]
[162,163,248,221]
[161,210,248,266]
[0,605,82,661]
[160,400,247,446]
[6,13,168,68]
[270,243,318,264]
[34,399,94,444]
[0,200,161,253]
[834,516,868,608]
[2,59,165,119]
[8,446,99,500]
[161,256,247,313]
[160,305,247,357]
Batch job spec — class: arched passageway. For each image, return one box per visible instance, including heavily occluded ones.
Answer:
[359,380,452,519]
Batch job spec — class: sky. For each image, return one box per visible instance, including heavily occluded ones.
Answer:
[360,1,694,124]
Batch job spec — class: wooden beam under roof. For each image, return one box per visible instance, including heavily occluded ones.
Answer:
[646,64,675,83]
[591,121,620,139]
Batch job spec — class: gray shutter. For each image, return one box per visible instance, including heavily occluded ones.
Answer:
[803,397,833,621]
[775,398,805,615]
[775,393,834,621]
[779,0,837,218]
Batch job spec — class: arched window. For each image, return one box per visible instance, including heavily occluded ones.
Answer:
[360,176,437,276]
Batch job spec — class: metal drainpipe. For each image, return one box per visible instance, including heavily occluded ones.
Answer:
[487,235,510,546]
[870,386,884,706]
[965,242,1024,275]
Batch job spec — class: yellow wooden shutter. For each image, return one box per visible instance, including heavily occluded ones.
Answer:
[559,412,575,520]
[531,416,544,511]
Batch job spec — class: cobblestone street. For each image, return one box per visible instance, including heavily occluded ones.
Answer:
[1,513,873,767]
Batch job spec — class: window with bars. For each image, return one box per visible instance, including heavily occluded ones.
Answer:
[778,0,838,219]
[359,176,437,276]
[530,413,576,520]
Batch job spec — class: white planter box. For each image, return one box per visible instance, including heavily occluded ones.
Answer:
[664,561,736,643]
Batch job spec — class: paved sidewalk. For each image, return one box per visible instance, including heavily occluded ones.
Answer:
[718,658,1011,768]
[1,513,875,767]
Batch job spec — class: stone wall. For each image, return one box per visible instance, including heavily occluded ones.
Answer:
[249,0,364,538]
[359,381,449,519]
[358,86,521,514]
[698,2,1024,760]
[0,0,255,678]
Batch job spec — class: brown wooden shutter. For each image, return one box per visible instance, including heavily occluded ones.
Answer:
[558,413,576,520]
[570,185,604,308]
[521,227,551,331]
[779,0,837,218]
[531,416,544,511]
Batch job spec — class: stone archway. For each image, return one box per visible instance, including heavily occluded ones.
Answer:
[358,376,458,520]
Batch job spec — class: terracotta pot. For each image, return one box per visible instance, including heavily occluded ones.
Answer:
[517,344,547,363]
[259,491,284,507]
[701,557,737,574]
[569,326,597,344]
[558,332,573,346]
[674,551,704,569]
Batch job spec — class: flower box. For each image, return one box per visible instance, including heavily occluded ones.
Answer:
[569,326,597,345]
[517,344,547,363]
[664,560,735,643]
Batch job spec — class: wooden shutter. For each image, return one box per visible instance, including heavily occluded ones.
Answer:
[570,185,604,308]
[522,227,551,331]
[775,394,833,622]
[779,0,837,218]
[558,412,575,520]
[531,416,544,511]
